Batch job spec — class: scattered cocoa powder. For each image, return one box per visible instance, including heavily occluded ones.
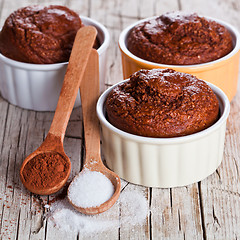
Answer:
[48,182,70,205]
[21,152,70,190]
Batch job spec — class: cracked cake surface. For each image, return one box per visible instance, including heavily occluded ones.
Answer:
[0,5,82,64]
[106,69,219,138]
[127,12,233,65]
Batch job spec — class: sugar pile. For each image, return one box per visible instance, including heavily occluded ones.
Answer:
[68,170,114,208]
[47,189,149,236]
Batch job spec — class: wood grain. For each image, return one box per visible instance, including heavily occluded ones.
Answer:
[0,0,239,239]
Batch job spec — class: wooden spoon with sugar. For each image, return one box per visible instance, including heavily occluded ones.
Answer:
[67,49,121,215]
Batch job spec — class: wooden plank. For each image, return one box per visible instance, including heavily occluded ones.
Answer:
[154,0,179,15]
[0,105,82,239]
[151,186,203,240]
[137,1,204,239]
[17,109,82,240]
[102,0,204,239]
[45,137,82,240]
[17,110,49,240]
[0,105,33,239]
[77,2,121,239]
[92,1,150,239]
[180,0,240,29]
[68,0,90,16]
[118,183,150,239]
[0,0,239,239]
[198,89,240,239]
[0,105,10,238]
[104,0,180,88]
[179,0,240,239]
[0,0,40,26]
[0,97,8,158]
[89,0,124,88]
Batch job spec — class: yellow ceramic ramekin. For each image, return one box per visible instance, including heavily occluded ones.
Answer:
[119,16,240,101]
[97,80,230,188]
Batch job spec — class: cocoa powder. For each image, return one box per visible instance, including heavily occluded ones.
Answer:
[22,152,70,189]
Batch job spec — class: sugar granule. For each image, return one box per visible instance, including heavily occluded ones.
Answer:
[68,170,115,208]
[118,190,148,226]
[47,189,149,235]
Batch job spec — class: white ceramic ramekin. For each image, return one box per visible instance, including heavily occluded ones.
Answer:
[0,16,110,111]
[119,16,240,101]
[97,80,230,188]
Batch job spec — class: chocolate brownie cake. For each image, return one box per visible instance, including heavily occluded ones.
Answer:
[106,69,219,138]
[127,12,233,65]
[0,5,82,64]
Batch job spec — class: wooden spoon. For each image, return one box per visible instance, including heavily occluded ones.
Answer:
[19,26,97,195]
[67,49,121,215]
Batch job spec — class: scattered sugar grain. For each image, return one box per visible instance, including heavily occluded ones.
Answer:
[47,189,149,236]
[68,170,115,208]
[49,198,118,234]
[119,190,148,226]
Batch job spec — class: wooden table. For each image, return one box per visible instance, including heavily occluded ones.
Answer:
[0,0,240,239]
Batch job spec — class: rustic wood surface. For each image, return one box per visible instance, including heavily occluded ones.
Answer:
[0,0,240,239]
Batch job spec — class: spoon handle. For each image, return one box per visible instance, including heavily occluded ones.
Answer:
[80,49,102,168]
[48,26,97,142]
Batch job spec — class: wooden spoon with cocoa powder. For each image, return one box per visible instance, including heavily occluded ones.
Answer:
[20,26,97,195]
